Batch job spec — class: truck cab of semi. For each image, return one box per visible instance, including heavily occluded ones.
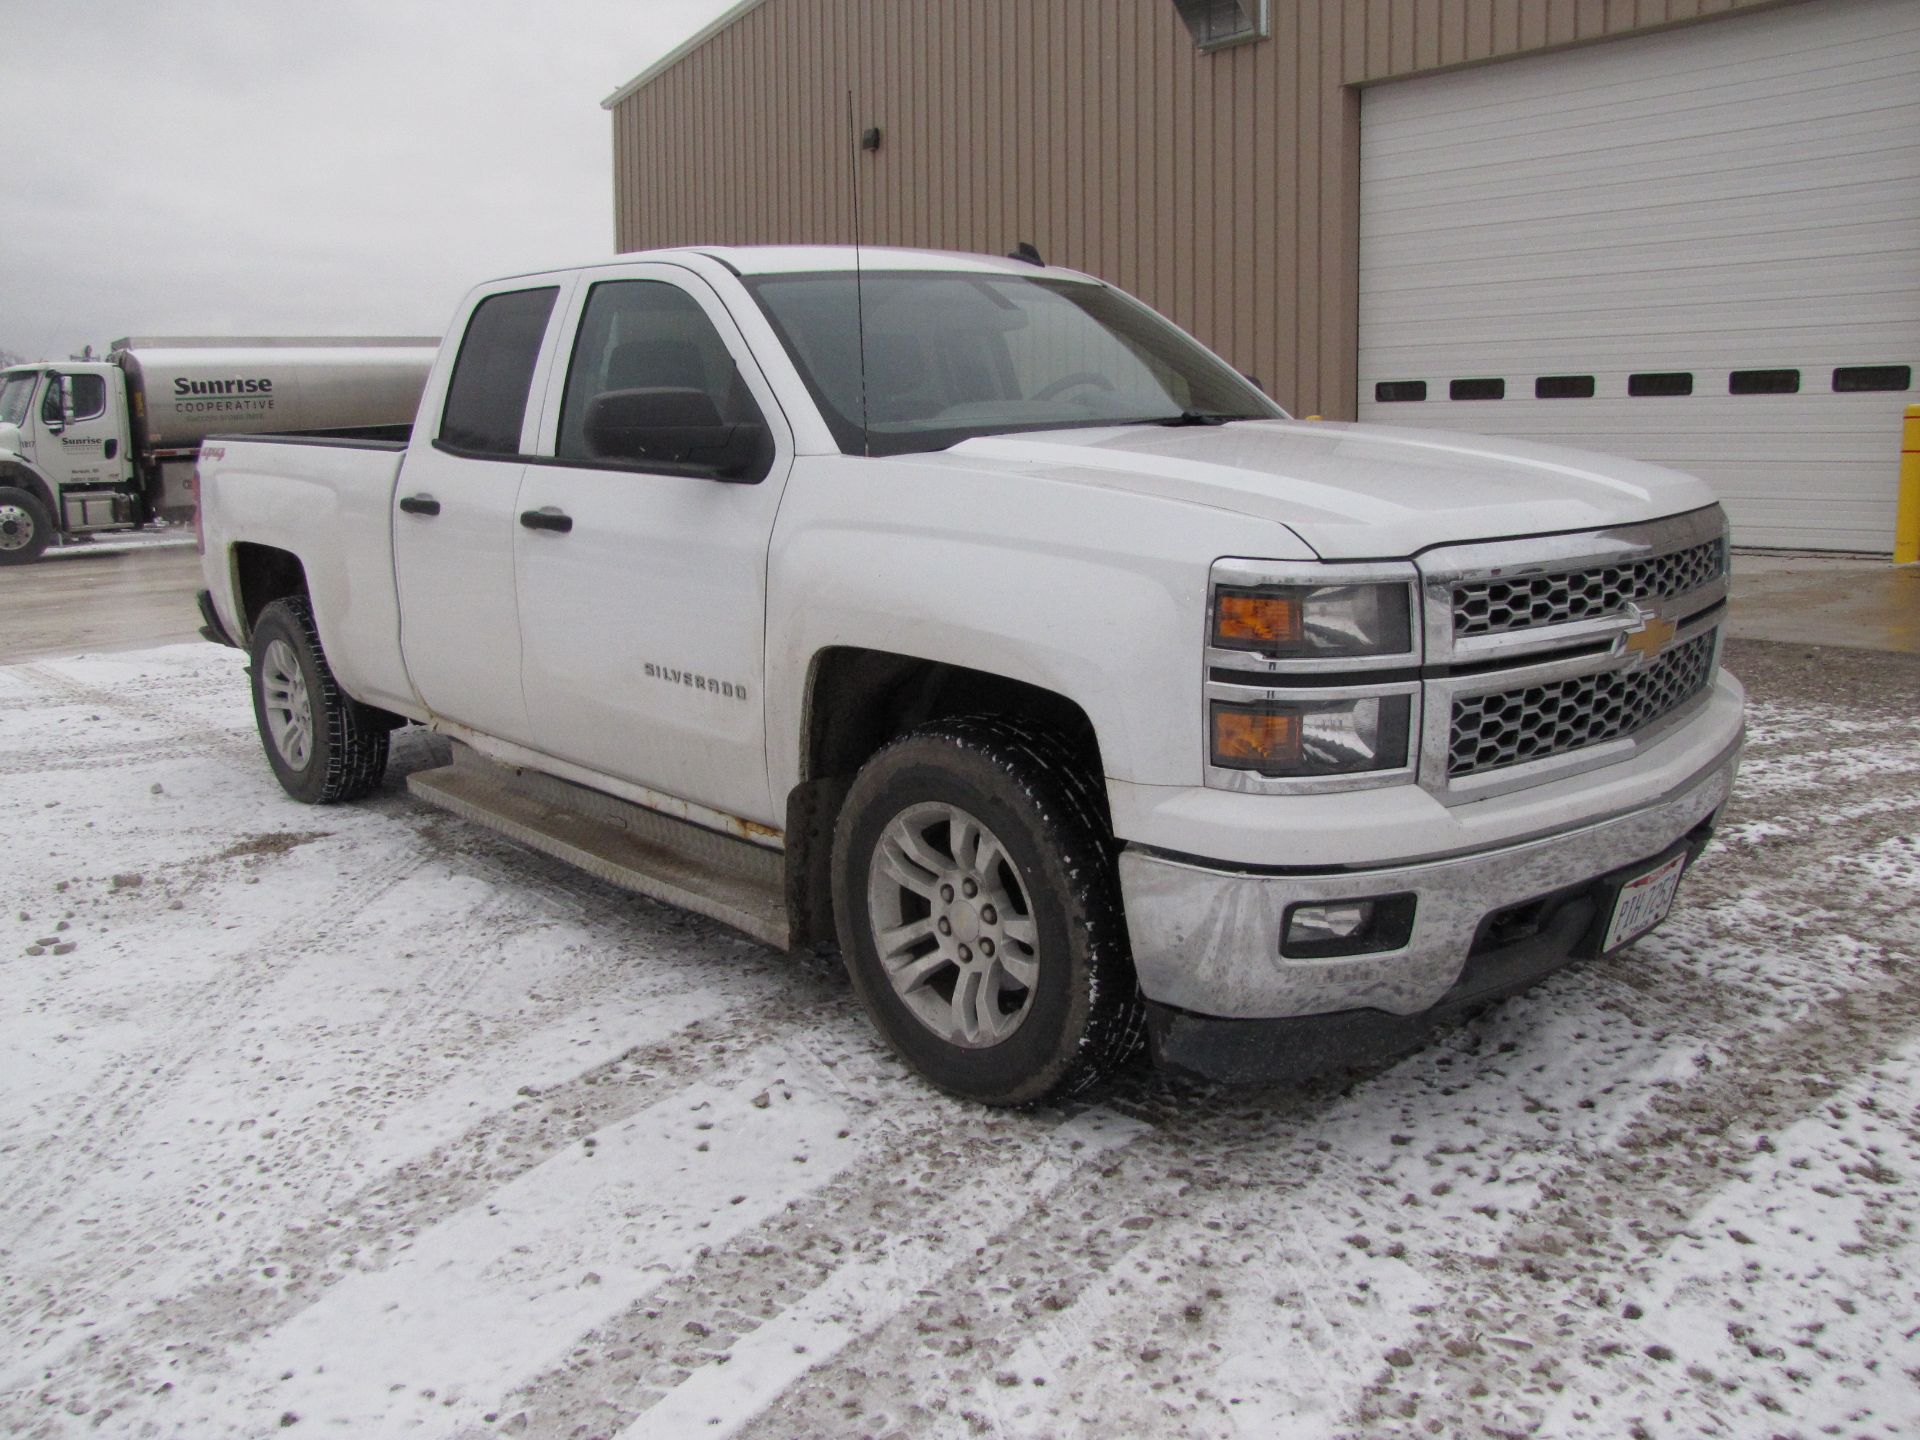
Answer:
[0,360,141,558]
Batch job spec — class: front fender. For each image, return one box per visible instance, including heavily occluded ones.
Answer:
[0,457,58,515]
[765,454,1316,799]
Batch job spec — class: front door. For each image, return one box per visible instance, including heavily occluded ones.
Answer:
[512,265,792,827]
[38,365,126,498]
[394,280,570,746]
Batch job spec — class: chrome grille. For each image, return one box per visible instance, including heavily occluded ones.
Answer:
[1449,633,1716,778]
[1452,538,1727,638]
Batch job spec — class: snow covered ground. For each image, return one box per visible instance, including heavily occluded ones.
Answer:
[2,639,1916,1439]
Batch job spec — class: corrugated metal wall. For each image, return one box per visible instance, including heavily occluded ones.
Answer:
[610,0,1789,420]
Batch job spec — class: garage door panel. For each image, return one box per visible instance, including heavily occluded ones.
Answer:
[1369,6,1918,124]
[1362,187,1920,264]
[1368,73,1920,180]
[1376,414,1907,456]
[1364,292,1915,348]
[1359,0,1918,552]
[1364,132,1920,227]
[1363,229,1919,303]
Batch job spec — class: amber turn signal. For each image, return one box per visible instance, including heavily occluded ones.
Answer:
[1213,706,1302,767]
[1213,590,1303,649]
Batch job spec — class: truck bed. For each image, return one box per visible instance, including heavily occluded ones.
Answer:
[197,433,417,718]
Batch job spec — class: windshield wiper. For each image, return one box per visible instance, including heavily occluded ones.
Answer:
[1155,411,1236,427]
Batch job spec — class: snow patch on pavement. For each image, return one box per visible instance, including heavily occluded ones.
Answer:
[2,642,1917,1438]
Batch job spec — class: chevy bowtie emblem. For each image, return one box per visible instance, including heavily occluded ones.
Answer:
[1622,608,1677,664]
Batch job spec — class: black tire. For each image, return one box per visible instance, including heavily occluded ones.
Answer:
[832,715,1145,1106]
[0,486,53,565]
[248,596,389,803]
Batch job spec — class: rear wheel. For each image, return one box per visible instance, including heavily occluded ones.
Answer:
[248,596,389,803]
[832,716,1144,1106]
[0,486,53,565]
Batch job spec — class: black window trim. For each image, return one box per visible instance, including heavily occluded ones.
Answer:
[432,271,784,485]
[1832,364,1912,393]
[435,283,564,459]
[1628,371,1695,398]
[1448,376,1506,402]
[1374,380,1428,403]
[1728,367,1801,397]
[541,275,776,485]
[1534,374,1596,400]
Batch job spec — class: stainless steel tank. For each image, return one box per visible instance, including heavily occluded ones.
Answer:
[113,336,438,515]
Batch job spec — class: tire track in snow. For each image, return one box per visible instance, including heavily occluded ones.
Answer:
[874,855,1920,1440]
[59,1043,877,1439]
[699,766,1919,1438]
[1330,953,1920,1439]
[458,1035,1150,1440]
[0,846,436,1237]
[716,1111,1233,1440]
[0,1002,845,1435]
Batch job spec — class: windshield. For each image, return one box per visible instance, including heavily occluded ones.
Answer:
[743,271,1283,456]
[0,371,38,429]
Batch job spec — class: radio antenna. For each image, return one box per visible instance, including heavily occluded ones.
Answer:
[847,88,870,458]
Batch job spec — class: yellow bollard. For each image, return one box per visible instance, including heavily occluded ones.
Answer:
[1900,404,1920,565]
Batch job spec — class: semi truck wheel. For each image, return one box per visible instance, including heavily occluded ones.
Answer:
[248,596,390,803]
[0,486,53,565]
[832,716,1145,1106]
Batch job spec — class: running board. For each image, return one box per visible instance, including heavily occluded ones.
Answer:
[407,743,792,949]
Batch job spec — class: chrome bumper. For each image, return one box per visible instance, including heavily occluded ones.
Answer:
[1119,735,1741,1022]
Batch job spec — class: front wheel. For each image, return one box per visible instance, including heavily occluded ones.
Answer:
[832,716,1144,1106]
[0,486,53,565]
[248,596,389,803]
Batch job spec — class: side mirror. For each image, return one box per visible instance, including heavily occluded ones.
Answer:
[582,387,769,481]
[42,372,70,432]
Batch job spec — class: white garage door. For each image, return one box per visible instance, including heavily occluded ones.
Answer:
[1358,0,1920,552]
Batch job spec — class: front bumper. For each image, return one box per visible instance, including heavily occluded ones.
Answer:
[1118,727,1740,1078]
[1142,817,1716,1084]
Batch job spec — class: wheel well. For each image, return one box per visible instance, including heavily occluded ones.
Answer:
[231,543,310,639]
[0,463,56,515]
[783,647,1108,947]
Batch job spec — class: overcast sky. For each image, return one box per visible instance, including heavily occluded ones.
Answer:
[2,0,738,361]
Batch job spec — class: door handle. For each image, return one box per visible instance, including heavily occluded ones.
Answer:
[519,507,573,534]
[398,495,441,516]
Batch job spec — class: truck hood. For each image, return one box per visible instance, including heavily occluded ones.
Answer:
[944,419,1720,560]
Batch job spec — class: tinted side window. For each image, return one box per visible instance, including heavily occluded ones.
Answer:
[438,286,559,456]
[555,280,769,477]
[69,374,108,420]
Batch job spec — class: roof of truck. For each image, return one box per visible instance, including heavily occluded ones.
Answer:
[604,245,1098,283]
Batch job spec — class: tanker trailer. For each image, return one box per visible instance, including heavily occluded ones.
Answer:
[0,335,435,563]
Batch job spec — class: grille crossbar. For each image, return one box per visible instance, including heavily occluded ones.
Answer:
[1448,632,1716,778]
[1452,538,1726,638]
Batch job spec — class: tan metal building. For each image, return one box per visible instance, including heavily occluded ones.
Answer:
[606,0,1920,551]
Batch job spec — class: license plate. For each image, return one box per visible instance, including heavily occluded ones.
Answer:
[1602,851,1688,953]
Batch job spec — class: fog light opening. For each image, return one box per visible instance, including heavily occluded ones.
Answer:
[1281,893,1418,959]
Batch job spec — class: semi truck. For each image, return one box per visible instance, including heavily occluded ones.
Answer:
[195,246,1744,1104]
[0,336,436,563]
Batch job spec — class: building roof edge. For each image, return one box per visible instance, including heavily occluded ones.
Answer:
[601,0,773,109]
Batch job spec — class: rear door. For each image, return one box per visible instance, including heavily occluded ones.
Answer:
[512,262,793,826]
[394,279,571,743]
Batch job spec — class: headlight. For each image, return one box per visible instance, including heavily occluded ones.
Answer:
[1211,695,1413,778]
[1211,581,1413,660]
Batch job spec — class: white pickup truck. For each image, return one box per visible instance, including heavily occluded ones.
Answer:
[196,246,1744,1104]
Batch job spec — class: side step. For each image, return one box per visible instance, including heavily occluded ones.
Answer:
[407,743,792,949]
